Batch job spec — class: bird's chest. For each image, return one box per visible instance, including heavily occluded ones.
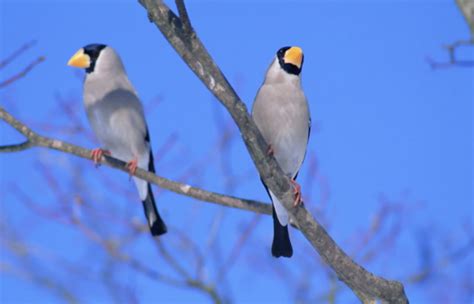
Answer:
[271,106,308,171]
[85,100,138,160]
[256,101,309,177]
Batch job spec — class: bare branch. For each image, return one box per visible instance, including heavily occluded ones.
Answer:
[137,1,408,302]
[175,0,193,34]
[0,140,34,152]
[0,40,37,69]
[427,39,474,69]
[0,106,271,216]
[0,56,46,88]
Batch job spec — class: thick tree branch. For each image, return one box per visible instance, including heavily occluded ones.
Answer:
[0,106,271,217]
[137,1,408,303]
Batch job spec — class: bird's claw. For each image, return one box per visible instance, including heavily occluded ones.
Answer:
[91,148,110,167]
[126,159,138,179]
[290,179,303,206]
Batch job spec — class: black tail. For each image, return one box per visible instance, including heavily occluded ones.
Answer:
[271,204,293,258]
[142,183,167,236]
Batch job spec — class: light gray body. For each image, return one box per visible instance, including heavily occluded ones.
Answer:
[252,58,310,226]
[83,48,152,222]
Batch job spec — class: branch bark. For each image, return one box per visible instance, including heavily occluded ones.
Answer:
[137,0,408,303]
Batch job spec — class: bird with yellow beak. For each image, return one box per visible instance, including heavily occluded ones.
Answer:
[252,46,310,258]
[68,44,167,236]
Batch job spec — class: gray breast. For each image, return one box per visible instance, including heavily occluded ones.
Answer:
[252,83,310,177]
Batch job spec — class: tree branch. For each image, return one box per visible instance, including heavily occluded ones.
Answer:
[427,39,474,69]
[137,1,408,303]
[0,40,37,69]
[0,106,271,217]
[175,0,193,34]
[0,56,46,89]
[0,140,34,152]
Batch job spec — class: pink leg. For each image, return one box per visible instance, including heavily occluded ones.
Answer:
[126,158,138,177]
[290,179,303,206]
[90,148,110,167]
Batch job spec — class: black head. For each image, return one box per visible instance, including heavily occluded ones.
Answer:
[83,44,107,73]
[277,46,304,76]
[67,43,107,73]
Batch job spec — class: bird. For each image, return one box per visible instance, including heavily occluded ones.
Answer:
[67,44,167,236]
[251,46,311,258]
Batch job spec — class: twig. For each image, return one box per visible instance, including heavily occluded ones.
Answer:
[0,56,46,88]
[426,39,474,69]
[0,40,37,69]
[0,140,34,152]
[137,1,408,303]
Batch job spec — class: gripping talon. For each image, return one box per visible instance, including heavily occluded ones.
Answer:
[90,148,110,167]
[290,179,303,206]
[126,158,138,179]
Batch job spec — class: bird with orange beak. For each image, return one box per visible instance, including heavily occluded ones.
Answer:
[252,46,311,258]
[68,44,167,236]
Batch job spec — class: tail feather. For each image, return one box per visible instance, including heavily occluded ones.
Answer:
[142,183,167,236]
[271,204,293,258]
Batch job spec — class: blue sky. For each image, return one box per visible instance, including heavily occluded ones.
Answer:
[1,0,472,303]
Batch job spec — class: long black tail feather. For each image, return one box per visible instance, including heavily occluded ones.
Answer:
[271,204,293,258]
[261,178,293,258]
[142,183,167,236]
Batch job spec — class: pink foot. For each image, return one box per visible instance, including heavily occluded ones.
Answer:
[290,179,303,206]
[126,158,138,177]
[91,148,110,167]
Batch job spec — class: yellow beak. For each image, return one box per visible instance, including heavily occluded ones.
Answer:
[67,48,90,68]
[284,46,303,68]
